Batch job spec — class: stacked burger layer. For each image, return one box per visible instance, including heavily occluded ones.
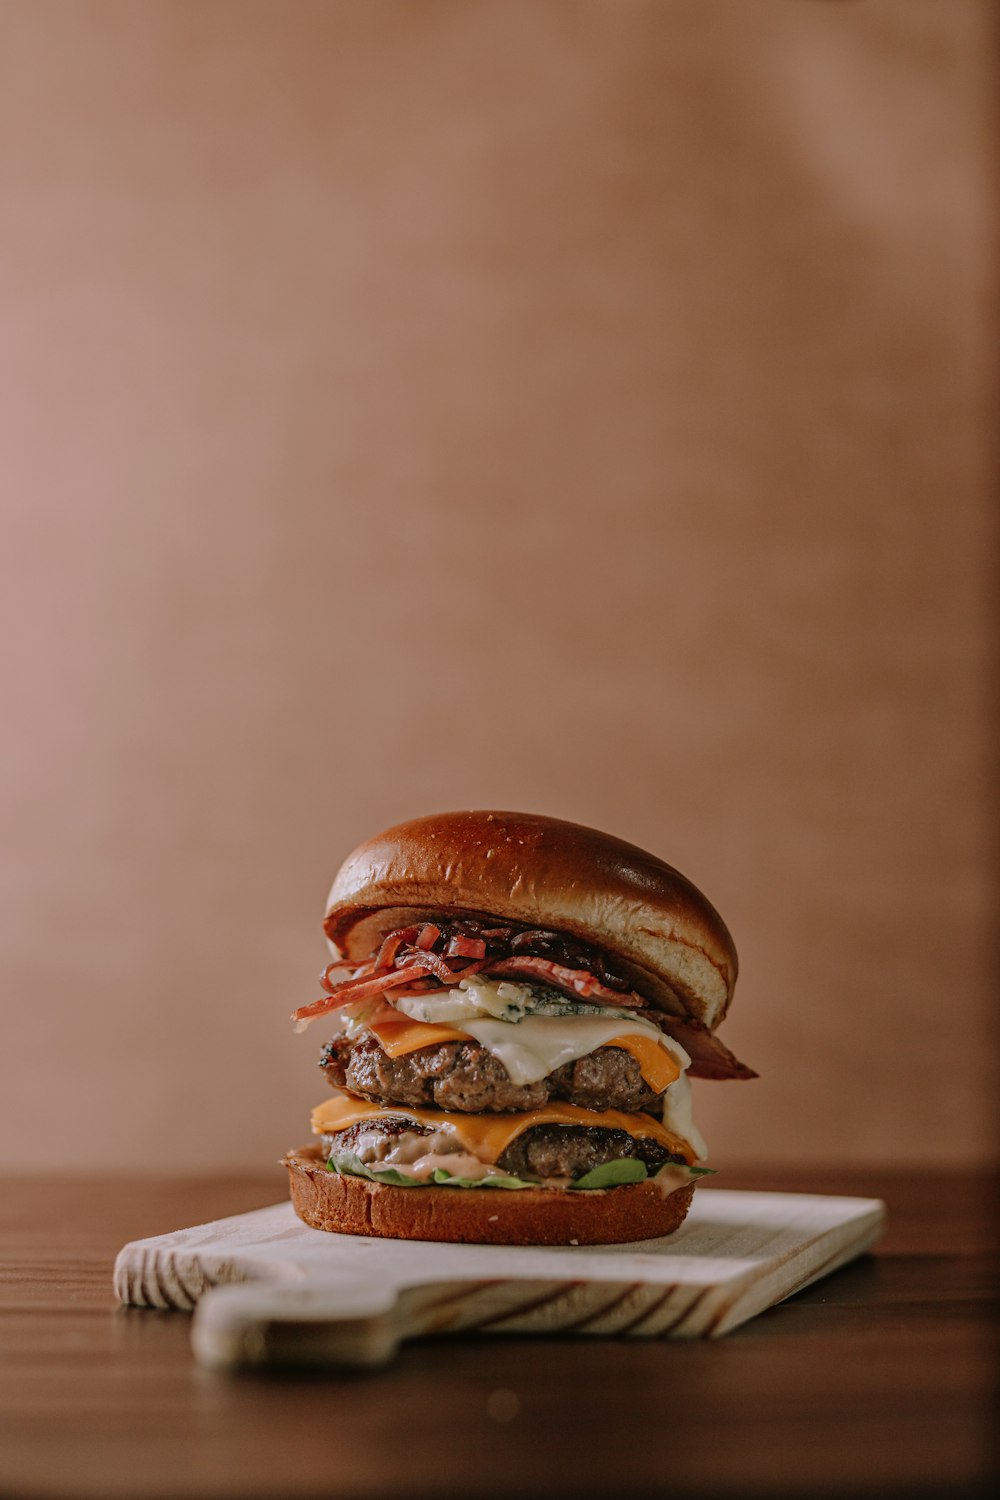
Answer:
[285,811,753,1246]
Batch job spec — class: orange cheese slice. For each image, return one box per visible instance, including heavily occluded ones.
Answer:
[310,1094,695,1165]
[610,1033,682,1093]
[367,1015,682,1094]
[369,1017,472,1054]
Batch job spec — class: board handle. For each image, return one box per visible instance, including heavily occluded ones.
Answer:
[191,1279,407,1369]
[190,1275,582,1369]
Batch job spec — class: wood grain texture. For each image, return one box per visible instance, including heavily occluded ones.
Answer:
[112,1189,886,1366]
[1,1170,995,1500]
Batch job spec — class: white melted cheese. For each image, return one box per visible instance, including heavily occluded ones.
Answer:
[394,975,665,1029]
[458,1014,668,1087]
[392,975,693,1094]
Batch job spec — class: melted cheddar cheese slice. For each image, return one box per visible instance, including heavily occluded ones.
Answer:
[607,1033,682,1094]
[370,1017,471,1052]
[367,1015,682,1095]
[310,1094,695,1165]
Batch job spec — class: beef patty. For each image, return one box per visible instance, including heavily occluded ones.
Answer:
[321,1116,683,1182]
[320,1032,664,1114]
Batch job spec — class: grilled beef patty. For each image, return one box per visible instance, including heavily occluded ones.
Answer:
[321,1116,682,1182]
[320,1032,663,1114]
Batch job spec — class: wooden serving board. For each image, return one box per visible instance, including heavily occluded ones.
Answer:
[114,1189,883,1369]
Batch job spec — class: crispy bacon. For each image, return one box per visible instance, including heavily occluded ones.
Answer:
[291,964,432,1029]
[408,950,491,985]
[371,926,419,973]
[483,956,646,1007]
[318,956,367,995]
[655,1015,758,1081]
[294,919,644,1031]
[446,934,487,959]
[397,947,457,984]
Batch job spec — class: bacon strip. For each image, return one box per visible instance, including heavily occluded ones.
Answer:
[446,934,487,959]
[371,926,419,973]
[397,947,458,984]
[318,956,367,995]
[483,956,647,1007]
[655,1016,758,1081]
[292,953,493,1030]
[296,922,650,1033]
[291,964,432,1029]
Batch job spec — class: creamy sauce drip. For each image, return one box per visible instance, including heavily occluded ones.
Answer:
[661,1072,708,1162]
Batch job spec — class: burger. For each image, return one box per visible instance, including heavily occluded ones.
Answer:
[283,810,754,1245]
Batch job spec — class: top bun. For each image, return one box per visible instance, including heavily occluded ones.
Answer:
[323,811,737,1032]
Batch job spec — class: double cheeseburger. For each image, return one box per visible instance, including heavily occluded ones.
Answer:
[284,810,754,1245]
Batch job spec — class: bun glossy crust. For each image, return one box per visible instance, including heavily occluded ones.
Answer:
[284,1146,696,1246]
[324,810,737,1030]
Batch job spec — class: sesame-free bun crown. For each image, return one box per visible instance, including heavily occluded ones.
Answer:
[323,810,738,1032]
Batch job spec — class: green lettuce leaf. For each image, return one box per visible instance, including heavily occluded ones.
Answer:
[431,1168,534,1190]
[571,1161,716,1190]
[329,1149,716,1193]
[328,1150,424,1187]
[327,1150,534,1190]
[570,1159,649,1190]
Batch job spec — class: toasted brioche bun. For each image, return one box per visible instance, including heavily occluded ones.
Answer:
[324,810,737,1031]
[284,1146,696,1246]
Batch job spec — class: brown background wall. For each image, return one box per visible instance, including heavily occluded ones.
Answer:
[1,0,994,1171]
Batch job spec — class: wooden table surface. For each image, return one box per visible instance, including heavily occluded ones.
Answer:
[1,1167,995,1499]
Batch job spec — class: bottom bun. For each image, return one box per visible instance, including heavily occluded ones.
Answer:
[283,1145,696,1246]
